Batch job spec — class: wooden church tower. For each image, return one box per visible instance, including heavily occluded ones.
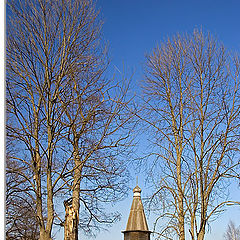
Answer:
[122,185,151,240]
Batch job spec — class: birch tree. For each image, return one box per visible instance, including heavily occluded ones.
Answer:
[140,30,240,240]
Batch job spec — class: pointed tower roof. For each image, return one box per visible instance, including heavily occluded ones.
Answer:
[123,185,151,233]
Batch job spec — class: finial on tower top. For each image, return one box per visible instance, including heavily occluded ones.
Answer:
[136,176,138,186]
[133,185,141,197]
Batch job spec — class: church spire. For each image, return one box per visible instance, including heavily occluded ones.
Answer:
[122,185,151,240]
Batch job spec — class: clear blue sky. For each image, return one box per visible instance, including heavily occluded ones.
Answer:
[98,0,240,81]
[85,1,240,240]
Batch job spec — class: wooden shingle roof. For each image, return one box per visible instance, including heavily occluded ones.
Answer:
[124,185,150,232]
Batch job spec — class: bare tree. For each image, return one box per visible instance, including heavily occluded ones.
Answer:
[140,30,240,240]
[60,70,134,239]
[6,0,134,239]
[224,221,240,240]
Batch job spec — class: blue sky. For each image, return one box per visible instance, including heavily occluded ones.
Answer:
[98,0,240,80]
[86,1,240,240]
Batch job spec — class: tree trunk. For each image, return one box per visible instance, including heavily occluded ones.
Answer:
[64,199,78,240]
[178,178,185,240]
[197,228,205,240]
[64,134,82,240]
[39,228,52,240]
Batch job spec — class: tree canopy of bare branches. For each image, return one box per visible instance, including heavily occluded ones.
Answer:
[140,30,240,240]
[6,0,135,239]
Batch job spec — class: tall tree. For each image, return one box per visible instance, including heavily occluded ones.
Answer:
[60,71,134,239]
[6,0,134,239]
[140,30,240,240]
